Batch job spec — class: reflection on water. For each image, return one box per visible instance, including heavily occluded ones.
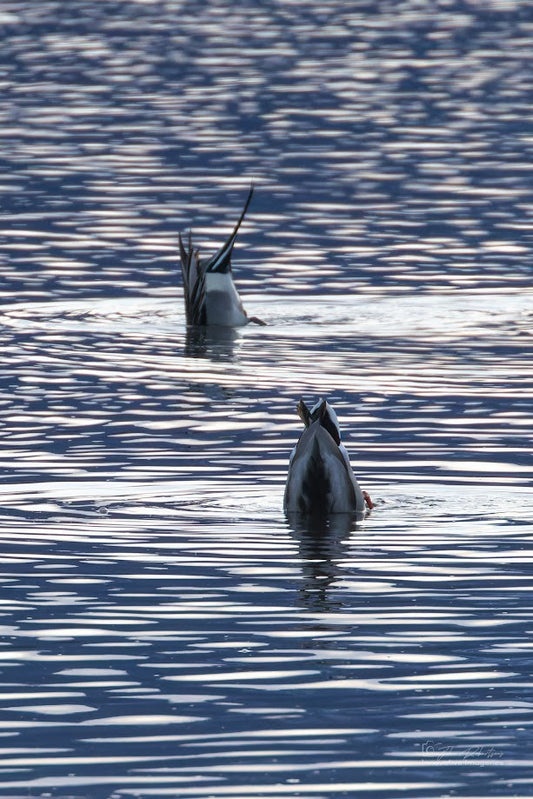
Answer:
[0,0,532,796]
[184,324,242,361]
[287,511,358,612]
[0,0,531,302]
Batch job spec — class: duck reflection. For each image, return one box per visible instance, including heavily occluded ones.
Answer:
[286,510,362,611]
[184,324,241,360]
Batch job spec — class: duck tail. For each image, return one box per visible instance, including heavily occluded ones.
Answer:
[179,232,207,326]
[204,185,254,274]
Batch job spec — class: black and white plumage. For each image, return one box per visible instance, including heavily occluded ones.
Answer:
[284,399,373,515]
[178,186,264,327]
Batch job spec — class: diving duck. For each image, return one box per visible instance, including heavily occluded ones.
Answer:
[179,186,265,327]
[284,399,374,515]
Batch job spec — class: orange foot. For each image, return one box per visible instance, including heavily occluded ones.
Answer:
[363,490,375,510]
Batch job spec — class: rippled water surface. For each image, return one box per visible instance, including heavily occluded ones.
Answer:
[0,1,532,797]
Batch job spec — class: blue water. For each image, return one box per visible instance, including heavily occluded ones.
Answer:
[0,1,532,797]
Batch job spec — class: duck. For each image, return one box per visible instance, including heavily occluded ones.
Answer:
[178,186,265,327]
[284,399,374,515]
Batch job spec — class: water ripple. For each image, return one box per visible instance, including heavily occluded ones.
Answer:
[0,0,532,796]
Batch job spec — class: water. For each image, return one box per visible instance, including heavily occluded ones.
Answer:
[0,1,532,797]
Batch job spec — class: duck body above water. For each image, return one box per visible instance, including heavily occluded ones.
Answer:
[179,186,264,327]
[284,399,373,516]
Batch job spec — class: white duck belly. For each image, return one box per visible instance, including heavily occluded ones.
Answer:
[205,272,249,327]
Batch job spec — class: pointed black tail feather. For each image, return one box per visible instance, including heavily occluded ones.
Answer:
[203,185,254,274]
[178,232,207,326]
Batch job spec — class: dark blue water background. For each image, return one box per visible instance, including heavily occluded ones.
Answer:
[0,1,531,797]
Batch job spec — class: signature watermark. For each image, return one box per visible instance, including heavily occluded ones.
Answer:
[421,741,503,761]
